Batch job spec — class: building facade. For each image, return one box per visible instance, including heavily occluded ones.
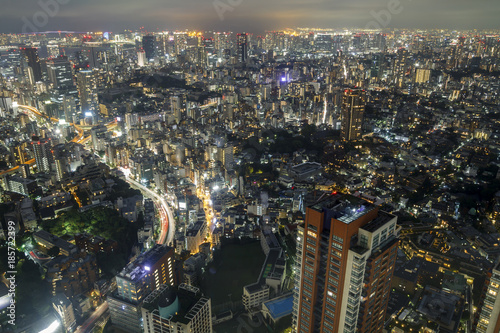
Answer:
[142,284,212,333]
[474,259,500,333]
[340,89,366,142]
[109,245,176,332]
[292,194,399,333]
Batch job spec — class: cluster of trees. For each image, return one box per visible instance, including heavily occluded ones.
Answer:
[41,206,144,277]
[108,176,142,202]
[41,207,140,252]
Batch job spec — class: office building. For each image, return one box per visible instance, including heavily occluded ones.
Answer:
[109,245,176,333]
[186,221,207,254]
[371,53,385,79]
[47,56,74,90]
[142,284,212,333]
[138,50,146,67]
[237,33,248,63]
[340,89,366,141]
[243,248,286,311]
[52,294,76,332]
[292,194,399,333]
[474,259,500,333]
[5,175,38,196]
[32,137,53,173]
[26,120,39,137]
[77,70,98,114]
[21,47,42,82]
[142,35,157,61]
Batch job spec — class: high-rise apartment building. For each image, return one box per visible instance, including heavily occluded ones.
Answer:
[292,194,399,333]
[108,245,176,333]
[474,259,500,333]
[141,284,212,333]
[340,89,366,141]
[32,137,53,173]
[9,142,25,166]
[394,48,409,88]
[415,68,431,84]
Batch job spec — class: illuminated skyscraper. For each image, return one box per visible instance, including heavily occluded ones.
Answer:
[371,53,385,79]
[340,89,366,141]
[315,34,333,52]
[21,47,42,82]
[394,48,409,88]
[137,50,146,67]
[237,33,248,63]
[142,35,157,61]
[292,194,399,333]
[9,142,25,166]
[108,245,176,333]
[46,56,74,90]
[474,259,500,333]
[76,70,98,115]
[32,137,53,173]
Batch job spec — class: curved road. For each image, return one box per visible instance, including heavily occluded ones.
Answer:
[124,176,175,246]
[74,301,109,333]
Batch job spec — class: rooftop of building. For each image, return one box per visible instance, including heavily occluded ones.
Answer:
[142,284,208,325]
[416,286,462,330]
[245,247,285,293]
[34,229,77,253]
[362,210,395,233]
[263,294,294,320]
[118,245,173,282]
[290,162,322,174]
[186,221,205,237]
[310,194,378,225]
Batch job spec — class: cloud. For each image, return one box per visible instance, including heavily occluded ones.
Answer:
[0,0,498,33]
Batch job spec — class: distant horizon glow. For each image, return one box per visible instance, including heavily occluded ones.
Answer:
[0,0,497,33]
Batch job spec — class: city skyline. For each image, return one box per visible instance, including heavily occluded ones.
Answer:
[1,8,500,332]
[0,0,499,34]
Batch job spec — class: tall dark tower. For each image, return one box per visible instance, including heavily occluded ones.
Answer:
[142,35,157,61]
[237,33,248,63]
[341,89,366,141]
[21,47,42,82]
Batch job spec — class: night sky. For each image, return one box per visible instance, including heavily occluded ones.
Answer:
[1,0,499,33]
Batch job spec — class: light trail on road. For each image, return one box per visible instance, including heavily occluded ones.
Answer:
[124,176,175,246]
[74,302,108,333]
